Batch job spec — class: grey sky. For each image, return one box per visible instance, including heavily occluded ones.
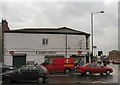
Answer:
[1,0,119,55]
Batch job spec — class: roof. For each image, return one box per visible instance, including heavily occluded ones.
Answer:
[4,27,90,37]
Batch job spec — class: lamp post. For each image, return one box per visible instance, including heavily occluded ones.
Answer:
[91,11,104,63]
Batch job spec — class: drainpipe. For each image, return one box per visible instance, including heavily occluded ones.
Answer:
[0,21,3,63]
[65,34,67,58]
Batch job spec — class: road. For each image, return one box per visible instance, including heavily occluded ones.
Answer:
[47,63,119,83]
[0,63,120,85]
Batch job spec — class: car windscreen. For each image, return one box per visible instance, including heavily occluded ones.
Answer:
[84,63,90,67]
[37,65,47,73]
[15,65,26,71]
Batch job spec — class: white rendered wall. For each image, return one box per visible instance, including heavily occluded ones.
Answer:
[4,33,89,65]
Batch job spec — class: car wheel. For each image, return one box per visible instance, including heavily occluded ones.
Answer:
[38,77,44,84]
[85,71,91,76]
[106,70,110,75]
[64,68,71,73]
[3,77,11,84]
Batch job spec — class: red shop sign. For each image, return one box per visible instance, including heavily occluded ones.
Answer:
[77,51,82,54]
[9,51,14,55]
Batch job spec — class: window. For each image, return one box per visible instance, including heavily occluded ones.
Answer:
[37,65,47,73]
[95,63,101,68]
[21,66,29,71]
[30,66,38,71]
[42,38,48,45]
[88,63,94,67]
[45,59,53,64]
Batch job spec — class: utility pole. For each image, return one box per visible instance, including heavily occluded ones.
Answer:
[91,11,104,63]
[65,34,67,58]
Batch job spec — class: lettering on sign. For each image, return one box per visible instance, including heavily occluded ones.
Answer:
[36,51,57,54]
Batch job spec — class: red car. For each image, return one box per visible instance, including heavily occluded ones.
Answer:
[76,63,113,76]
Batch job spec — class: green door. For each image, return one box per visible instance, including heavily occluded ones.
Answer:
[13,54,26,68]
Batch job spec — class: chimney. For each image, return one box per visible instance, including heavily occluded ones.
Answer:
[2,19,10,31]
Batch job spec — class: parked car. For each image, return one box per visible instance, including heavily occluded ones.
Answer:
[41,58,74,73]
[0,62,16,73]
[112,59,120,64]
[76,63,113,76]
[1,65,49,84]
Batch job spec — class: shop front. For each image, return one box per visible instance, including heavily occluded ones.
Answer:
[4,49,88,67]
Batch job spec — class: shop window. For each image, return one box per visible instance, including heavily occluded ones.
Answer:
[27,61,35,65]
[45,55,64,60]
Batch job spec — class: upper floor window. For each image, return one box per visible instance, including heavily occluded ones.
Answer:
[42,38,48,45]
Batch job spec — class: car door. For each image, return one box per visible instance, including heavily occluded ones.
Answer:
[88,63,96,73]
[13,66,30,81]
[44,59,54,72]
[29,66,39,80]
[12,69,23,82]
[20,66,31,81]
[95,63,105,73]
[94,63,101,73]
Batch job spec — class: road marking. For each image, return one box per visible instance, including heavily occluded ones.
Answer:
[112,69,118,76]
[91,81,97,83]
[91,81,107,83]
[73,73,80,75]
[50,75,69,77]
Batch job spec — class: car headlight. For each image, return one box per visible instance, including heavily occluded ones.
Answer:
[9,67,13,69]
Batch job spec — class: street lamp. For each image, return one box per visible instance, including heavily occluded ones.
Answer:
[91,10,104,63]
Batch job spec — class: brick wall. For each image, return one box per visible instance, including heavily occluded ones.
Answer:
[108,50,120,61]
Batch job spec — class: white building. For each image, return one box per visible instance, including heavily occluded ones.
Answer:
[4,27,90,67]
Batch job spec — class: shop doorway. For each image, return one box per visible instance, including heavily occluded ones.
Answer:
[70,55,84,66]
[13,54,26,68]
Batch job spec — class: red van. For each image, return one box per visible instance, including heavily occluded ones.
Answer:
[41,58,74,73]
